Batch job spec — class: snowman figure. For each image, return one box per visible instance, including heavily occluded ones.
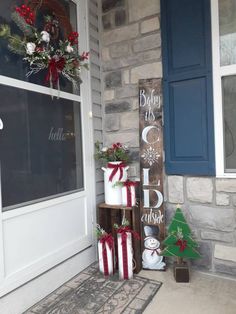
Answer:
[142,226,166,270]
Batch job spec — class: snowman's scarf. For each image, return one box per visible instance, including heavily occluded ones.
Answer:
[146,248,160,256]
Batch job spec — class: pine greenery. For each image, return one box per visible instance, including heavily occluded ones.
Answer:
[11,12,34,38]
[8,35,25,55]
[0,25,10,37]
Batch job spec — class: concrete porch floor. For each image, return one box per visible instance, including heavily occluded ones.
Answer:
[25,264,236,314]
[142,268,236,314]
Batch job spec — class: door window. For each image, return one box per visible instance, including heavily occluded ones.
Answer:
[0,0,84,210]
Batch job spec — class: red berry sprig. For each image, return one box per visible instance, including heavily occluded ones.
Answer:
[15,4,35,25]
[112,142,122,149]
[68,31,79,45]
[81,51,89,61]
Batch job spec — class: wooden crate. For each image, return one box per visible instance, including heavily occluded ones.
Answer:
[98,203,142,274]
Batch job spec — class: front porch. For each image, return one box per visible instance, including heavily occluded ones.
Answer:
[22,263,236,314]
[0,0,236,313]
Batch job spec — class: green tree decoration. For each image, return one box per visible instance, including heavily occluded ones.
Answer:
[161,207,201,264]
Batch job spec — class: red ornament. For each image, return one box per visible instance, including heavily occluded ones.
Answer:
[67,31,79,45]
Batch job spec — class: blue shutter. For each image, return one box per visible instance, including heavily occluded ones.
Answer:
[161,0,215,175]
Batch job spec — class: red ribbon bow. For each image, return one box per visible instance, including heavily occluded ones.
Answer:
[100,233,114,251]
[99,233,114,276]
[175,239,187,252]
[116,226,140,244]
[123,180,137,207]
[108,162,126,182]
[116,226,140,279]
[46,57,66,86]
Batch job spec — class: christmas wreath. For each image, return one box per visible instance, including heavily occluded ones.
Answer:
[0,3,89,90]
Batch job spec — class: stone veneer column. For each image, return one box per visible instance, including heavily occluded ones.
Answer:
[101,0,162,178]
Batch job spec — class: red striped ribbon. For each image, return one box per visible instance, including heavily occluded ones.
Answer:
[123,181,137,207]
[100,234,114,276]
[116,226,140,279]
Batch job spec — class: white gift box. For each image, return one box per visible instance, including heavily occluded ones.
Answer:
[121,185,136,207]
[117,232,133,280]
[98,240,114,276]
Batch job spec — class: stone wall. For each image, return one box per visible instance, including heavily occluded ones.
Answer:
[100,0,236,276]
[166,177,236,275]
[101,0,161,178]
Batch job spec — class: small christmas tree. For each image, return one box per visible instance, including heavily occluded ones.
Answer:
[161,206,201,265]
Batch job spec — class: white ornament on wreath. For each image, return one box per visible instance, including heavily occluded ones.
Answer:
[40,31,50,43]
[26,42,36,55]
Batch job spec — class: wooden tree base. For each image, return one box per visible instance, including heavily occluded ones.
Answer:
[173,262,189,282]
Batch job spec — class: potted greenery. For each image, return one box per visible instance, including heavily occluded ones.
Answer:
[161,206,201,282]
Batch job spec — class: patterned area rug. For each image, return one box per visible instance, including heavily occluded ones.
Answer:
[25,263,162,314]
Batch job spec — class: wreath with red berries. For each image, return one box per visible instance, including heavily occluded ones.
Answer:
[0,3,89,90]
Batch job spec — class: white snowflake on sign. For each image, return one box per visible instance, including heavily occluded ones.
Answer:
[141,147,160,166]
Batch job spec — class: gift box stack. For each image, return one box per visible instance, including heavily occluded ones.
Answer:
[96,222,140,280]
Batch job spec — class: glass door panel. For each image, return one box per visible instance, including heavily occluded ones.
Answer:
[0,84,84,210]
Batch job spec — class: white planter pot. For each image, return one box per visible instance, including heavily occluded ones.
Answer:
[102,161,129,205]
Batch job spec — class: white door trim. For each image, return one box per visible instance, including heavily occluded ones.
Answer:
[0,0,96,296]
[211,0,236,178]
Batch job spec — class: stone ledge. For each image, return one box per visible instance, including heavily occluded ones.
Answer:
[105,101,131,114]
[133,33,161,53]
[102,23,139,45]
[115,85,138,98]
[214,260,236,276]
[104,71,122,88]
[104,90,115,101]
[120,112,139,130]
[130,62,162,83]
[186,177,213,203]
[167,176,184,204]
[201,231,234,243]
[141,16,160,34]
[102,0,125,13]
[110,42,130,58]
[128,0,160,22]
[214,244,236,263]
[188,205,235,232]
[216,179,236,193]
[216,193,230,206]
[105,132,139,147]
[105,114,120,132]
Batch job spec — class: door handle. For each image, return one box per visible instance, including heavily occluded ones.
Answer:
[0,118,3,130]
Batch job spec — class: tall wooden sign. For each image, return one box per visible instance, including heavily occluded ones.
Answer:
[139,78,165,270]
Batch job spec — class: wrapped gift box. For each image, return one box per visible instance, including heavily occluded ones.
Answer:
[98,234,114,276]
[121,183,136,207]
[117,231,133,280]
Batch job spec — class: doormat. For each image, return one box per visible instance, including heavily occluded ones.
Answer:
[25,263,162,314]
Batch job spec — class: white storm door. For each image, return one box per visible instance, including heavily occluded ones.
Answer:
[0,0,95,296]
